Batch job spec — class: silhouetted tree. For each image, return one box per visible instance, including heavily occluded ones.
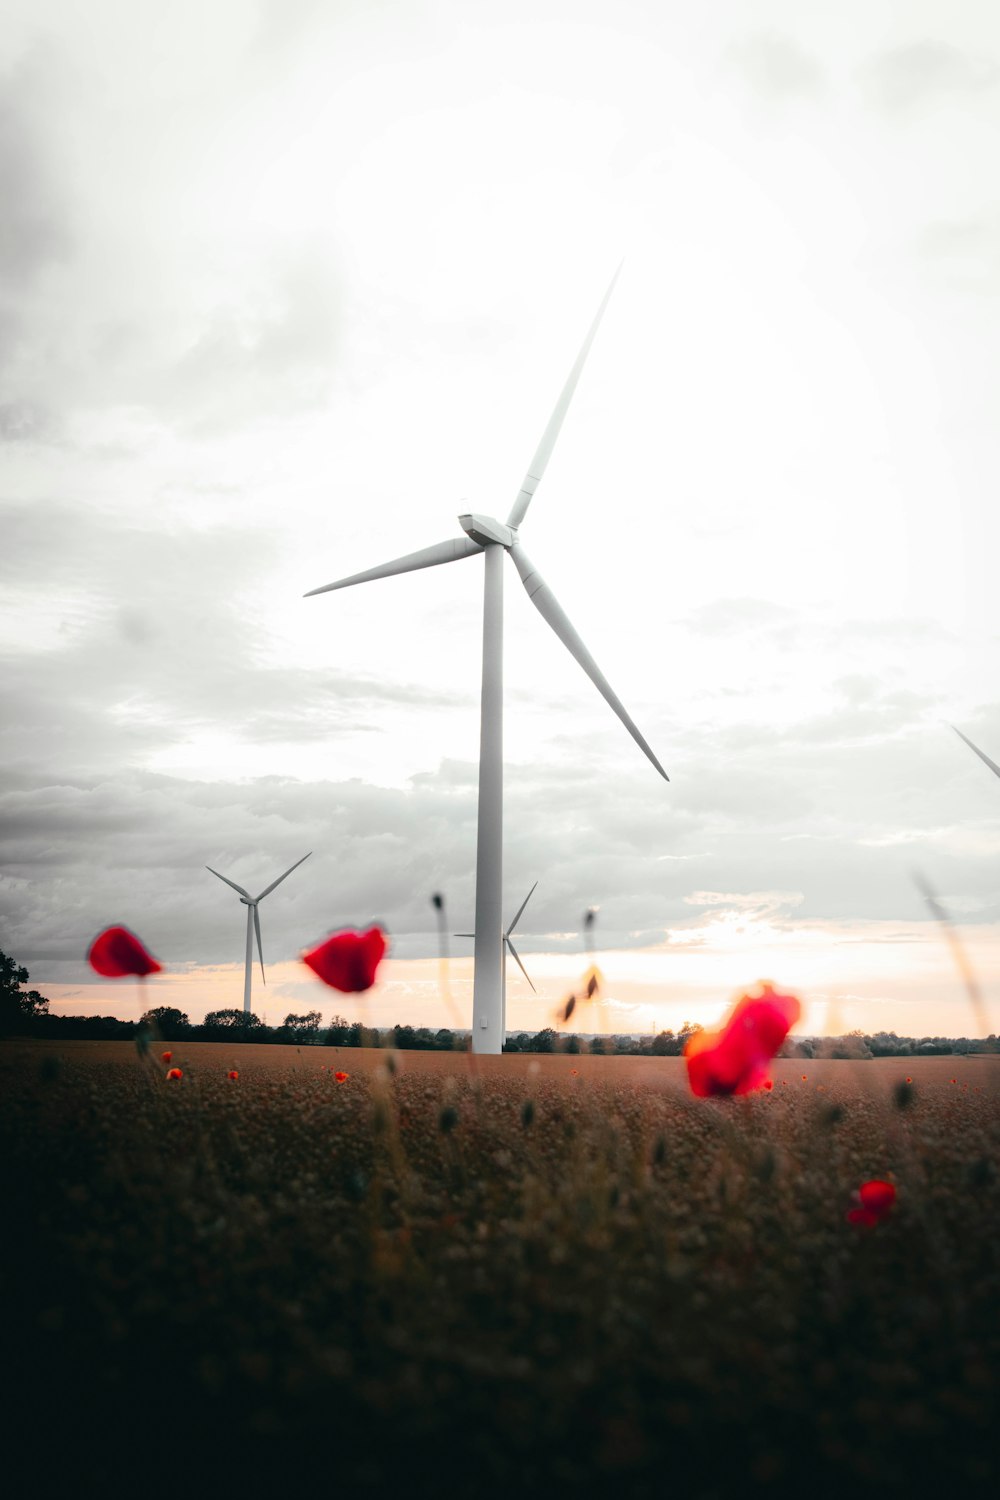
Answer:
[139,1005,190,1040]
[0,950,50,1034]
[202,1009,267,1041]
[282,1010,323,1043]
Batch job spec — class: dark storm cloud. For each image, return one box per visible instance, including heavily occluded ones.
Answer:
[0,45,74,407]
[0,499,473,776]
[724,32,828,103]
[5,662,1000,986]
[0,52,71,284]
[860,40,999,115]
[156,247,344,433]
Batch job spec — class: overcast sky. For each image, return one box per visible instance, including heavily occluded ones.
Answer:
[3,0,1000,1037]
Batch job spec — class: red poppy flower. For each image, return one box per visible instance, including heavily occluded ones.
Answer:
[161,1051,172,1064]
[763,1079,773,1091]
[87,925,162,978]
[166,1068,183,1081]
[302,926,387,992]
[334,1070,349,1083]
[685,983,801,1098]
[228,1070,239,1081]
[847,1178,896,1226]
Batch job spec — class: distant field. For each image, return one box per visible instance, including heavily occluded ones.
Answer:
[2,1041,998,1496]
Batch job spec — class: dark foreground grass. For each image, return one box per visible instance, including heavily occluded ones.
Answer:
[2,1042,998,1497]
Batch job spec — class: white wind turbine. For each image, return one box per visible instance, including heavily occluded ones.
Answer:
[206,853,312,1013]
[456,882,539,1040]
[953,725,1000,781]
[306,269,668,1054]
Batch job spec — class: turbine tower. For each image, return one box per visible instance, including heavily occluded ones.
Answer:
[457,881,539,1041]
[306,269,667,1054]
[207,853,312,1013]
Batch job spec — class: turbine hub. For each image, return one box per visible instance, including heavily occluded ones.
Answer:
[459,512,516,548]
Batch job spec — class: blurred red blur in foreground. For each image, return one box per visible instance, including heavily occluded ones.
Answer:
[87,926,162,978]
[847,1179,896,1227]
[302,926,387,992]
[684,982,801,1098]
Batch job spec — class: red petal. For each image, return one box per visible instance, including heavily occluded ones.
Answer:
[302,926,387,992]
[88,925,162,978]
[684,983,800,1098]
[859,1179,896,1216]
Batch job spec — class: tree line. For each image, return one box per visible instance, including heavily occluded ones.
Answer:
[2,950,997,1054]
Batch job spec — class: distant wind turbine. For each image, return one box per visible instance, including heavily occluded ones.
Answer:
[952,725,1000,781]
[457,881,539,1040]
[306,268,668,1054]
[207,853,312,1013]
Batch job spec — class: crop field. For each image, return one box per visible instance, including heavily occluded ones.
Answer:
[3,1041,998,1496]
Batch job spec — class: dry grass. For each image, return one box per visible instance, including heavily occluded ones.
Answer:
[2,1041,998,1497]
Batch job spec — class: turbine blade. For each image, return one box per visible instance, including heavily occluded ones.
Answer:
[507,263,623,530]
[454,933,476,938]
[256,851,312,902]
[510,544,669,781]
[913,868,990,1038]
[953,725,1000,781]
[206,865,252,900]
[253,905,266,986]
[305,537,482,597]
[505,936,536,993]
[506,881,538,938]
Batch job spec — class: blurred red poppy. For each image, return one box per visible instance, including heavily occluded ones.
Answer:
[161,1051,172,1064]
[88,925,162,978]
[302,926,386,992]
[847,1178,896,1226]
[763,1079,773,1091]
[166,1068,183,1081]
[685,983,801,1098]
[228,1070,239,1081]
[334,1070,349,1083]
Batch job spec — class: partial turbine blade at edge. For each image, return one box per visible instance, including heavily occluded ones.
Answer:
[253,905,266,986]
[305,537,482,597]
[952,724,1000,781]
[506,881,538,938]
[256,851,312,902]
[510,544,669,781]
[507,263,623,531]
[505,936,536,993]
[206,866,252,900]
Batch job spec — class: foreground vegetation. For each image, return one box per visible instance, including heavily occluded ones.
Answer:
[3,1041,998,1495]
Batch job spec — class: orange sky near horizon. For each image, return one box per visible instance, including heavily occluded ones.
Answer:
[43,916,1000,1040]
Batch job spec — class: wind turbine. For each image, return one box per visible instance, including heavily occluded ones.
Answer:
[457,882,539,1040]
[952,725,1000,781]
[206,853,312,1013]
[306,269,668,1054]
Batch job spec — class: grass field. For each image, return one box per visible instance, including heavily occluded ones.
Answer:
[3,1041,998,1496]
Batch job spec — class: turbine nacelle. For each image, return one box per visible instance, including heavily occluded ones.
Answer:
[459,512,517,548]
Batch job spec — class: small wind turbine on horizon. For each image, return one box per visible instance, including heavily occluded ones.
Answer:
[305,268,668,1054]
[457,881,538,1038]
[206,853,312,1013]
